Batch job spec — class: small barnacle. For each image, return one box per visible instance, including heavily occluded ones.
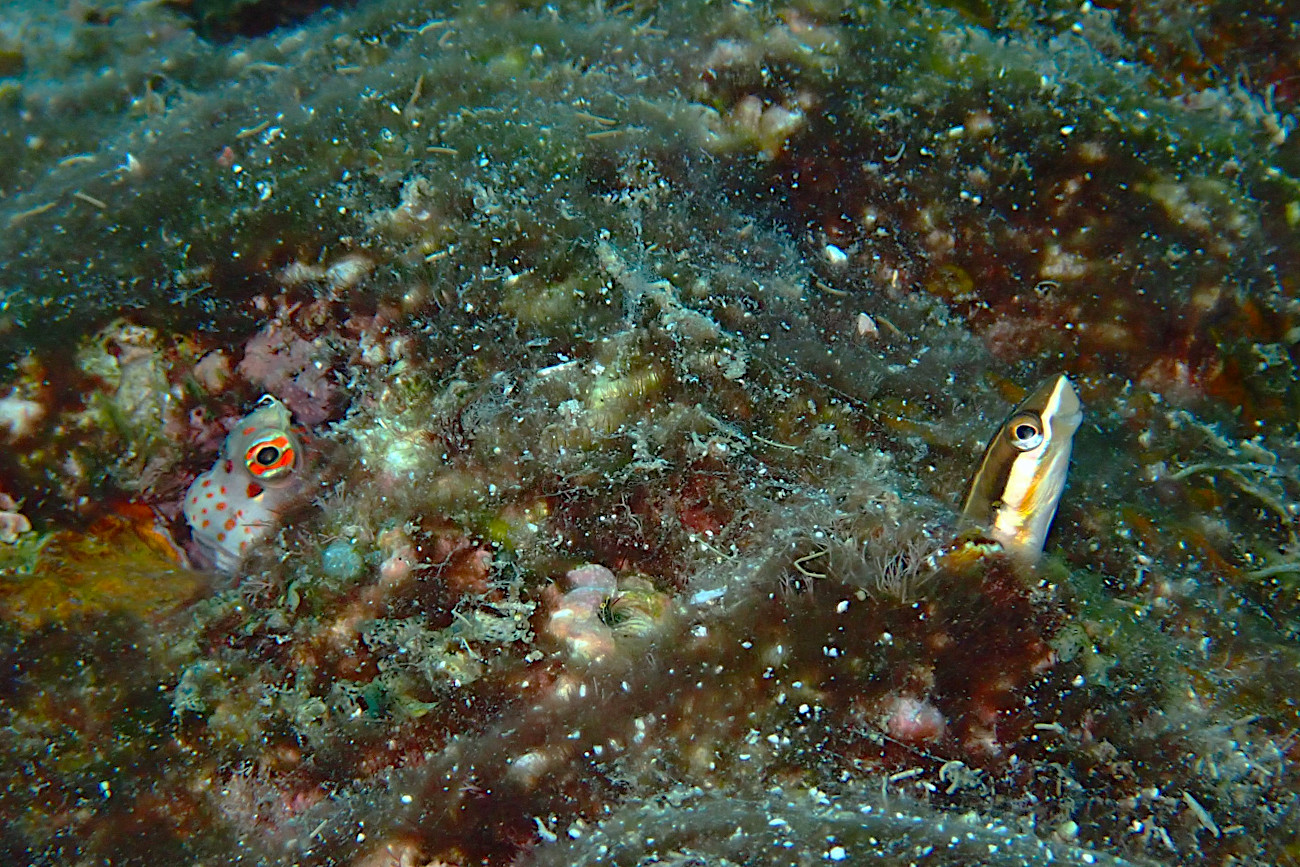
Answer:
[499,270,601,331]
[597,590,661,635]
[598,576,672,641]
[324,253,374,292]
[585,361,666,435]
[596,593,621,628]
[539,348,669,455]
[702,95,808,161]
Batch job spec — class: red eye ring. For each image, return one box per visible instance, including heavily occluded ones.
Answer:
[244,434,296,478]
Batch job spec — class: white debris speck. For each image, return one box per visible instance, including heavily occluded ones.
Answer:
[1182,792,1221,837]
[0,393,44,440]
[690,586,727,605]
[533,817,558,843]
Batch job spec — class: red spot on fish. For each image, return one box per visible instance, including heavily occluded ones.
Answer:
[202,519,211,528]
[247,482,263,498]
[224,460,233,473]
[242,426,257,435]
[216,532,226,542]
[216,502,227,511]
[220,486,226,494]
[201,479,210,488]
[206,492,214,499]
[224,518,237,531]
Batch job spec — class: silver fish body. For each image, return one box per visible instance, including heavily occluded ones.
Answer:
[961,375,1083,561]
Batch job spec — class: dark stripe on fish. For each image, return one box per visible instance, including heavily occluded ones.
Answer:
[961,375,1083,561]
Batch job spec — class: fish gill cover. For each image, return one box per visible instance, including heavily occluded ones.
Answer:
[0,0,1297,865]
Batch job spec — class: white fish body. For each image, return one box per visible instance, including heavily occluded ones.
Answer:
[183,396,303,572]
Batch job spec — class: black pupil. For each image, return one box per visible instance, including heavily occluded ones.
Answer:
[255,445,280,466]
[1015,424,1038,441]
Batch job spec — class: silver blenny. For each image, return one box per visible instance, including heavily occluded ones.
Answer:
[961,375,1083,561]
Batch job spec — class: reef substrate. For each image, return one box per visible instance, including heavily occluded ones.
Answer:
[1,1,1298,865]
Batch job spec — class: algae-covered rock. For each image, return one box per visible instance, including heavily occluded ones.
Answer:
[0,1,1298,866]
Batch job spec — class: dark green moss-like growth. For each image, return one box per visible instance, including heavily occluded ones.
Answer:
[1,1,1298,865]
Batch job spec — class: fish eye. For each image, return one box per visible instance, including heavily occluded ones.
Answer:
[244,435,296,479]
[1007,414,1044,451]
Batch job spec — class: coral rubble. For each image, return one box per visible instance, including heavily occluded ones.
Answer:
[0,1,1298,865]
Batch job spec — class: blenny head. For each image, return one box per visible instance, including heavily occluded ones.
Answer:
[183,395,306,573]
[961,375,1083,561]
[224,395,302,487]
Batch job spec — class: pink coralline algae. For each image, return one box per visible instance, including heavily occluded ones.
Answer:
[0,493,32,543]
[544,563,620,663]
[881,694,947,744]
[236,305,342,427]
